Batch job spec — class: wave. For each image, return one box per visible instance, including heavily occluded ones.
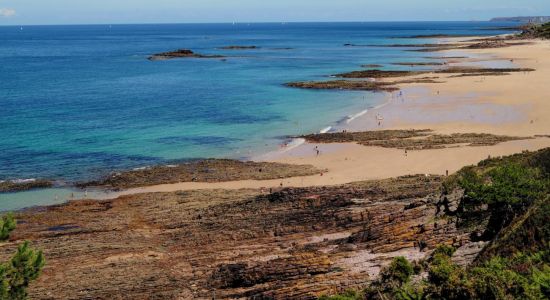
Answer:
[319,126,332,134]
[345,109,369,124]
[281,138,306,152]
[6,178,37,184]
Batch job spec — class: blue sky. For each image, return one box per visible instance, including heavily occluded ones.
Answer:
[1,0,549,25]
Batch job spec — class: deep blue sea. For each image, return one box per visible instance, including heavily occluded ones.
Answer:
[0,22,517,210]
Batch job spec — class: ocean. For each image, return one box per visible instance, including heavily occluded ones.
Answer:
[0,21,516,210]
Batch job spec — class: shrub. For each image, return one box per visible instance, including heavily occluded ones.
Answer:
[383,257,414,285]
[0,241,45,300]
[0,214,16,242]
[458,162,547,239]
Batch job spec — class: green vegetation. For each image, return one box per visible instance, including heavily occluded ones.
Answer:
[382,256,414,285]
[0,214,16,242]
[521,22,550,39]
[0,242,46,300]
[325,246,550,300]
[320,148,550,300]
[0,214,45,300]
[532,22,550,39]
[456,162,547,239]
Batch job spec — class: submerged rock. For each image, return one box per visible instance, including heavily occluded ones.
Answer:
[218,45,259,50]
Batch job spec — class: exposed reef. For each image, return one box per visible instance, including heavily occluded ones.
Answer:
[285,80,400,92]
[148,49,225,60]
[78,159,320,190]
[335,69,424,78]
[391,62,444,67]
[300,129,531,150]
[333,67,534,79]
[0,179,53,193]
[285,78,442,92]
[395,34,480,39]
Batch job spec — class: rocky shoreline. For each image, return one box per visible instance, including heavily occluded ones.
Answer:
[78,159,320,190]
[1,173,458,299]
[0,179,53,193]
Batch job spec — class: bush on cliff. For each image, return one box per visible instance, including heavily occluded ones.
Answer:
[0,241,45,300]
[382,256,414,285]
[455,160,547,239]
[0,214,16,241]
[318,290,363,300]
[0,215,45,300]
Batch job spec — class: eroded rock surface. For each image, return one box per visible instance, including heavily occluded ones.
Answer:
[0,175,486,299]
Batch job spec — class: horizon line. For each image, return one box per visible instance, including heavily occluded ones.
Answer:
[0,19,514,27]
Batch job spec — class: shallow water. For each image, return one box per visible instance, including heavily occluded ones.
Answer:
[0,22,516,210]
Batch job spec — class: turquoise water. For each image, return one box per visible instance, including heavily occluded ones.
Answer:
[0,22,516,210]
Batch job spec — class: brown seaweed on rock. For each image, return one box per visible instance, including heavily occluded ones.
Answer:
[78,159,320,190]
[0,179,53,193]
[334,69,426,78]
[285,80,400,92]
[301,130,531,150]
[285,78,442,92]
[148,49,225,60]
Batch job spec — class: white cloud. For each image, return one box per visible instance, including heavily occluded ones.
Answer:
[0,8,16,17]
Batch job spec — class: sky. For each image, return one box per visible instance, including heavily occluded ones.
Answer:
[0,0,549,25]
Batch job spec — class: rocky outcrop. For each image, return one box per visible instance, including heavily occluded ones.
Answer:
[335,69,424,78]
[285,78,442,92]
[392,62,444,67]
[0,179,52,193]
[285,80,400,92]
[78,159,320,189]
[0,174,486,299]
[300,130,531,150]
[148,49,225,60]
[333,67,535,79]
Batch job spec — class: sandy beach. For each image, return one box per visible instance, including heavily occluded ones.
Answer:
[103,38,550,198]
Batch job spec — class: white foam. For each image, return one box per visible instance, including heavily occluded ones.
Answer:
[320,126,332,134]
[346,109,368,124]
[132,166,149,171]
[11,178,36,184]
[283,138,306,151]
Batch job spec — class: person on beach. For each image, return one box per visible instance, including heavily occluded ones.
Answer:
[316,149,320,156]
[405,149,408,157]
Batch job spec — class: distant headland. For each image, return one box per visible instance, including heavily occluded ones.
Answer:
[491,16,550,23]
